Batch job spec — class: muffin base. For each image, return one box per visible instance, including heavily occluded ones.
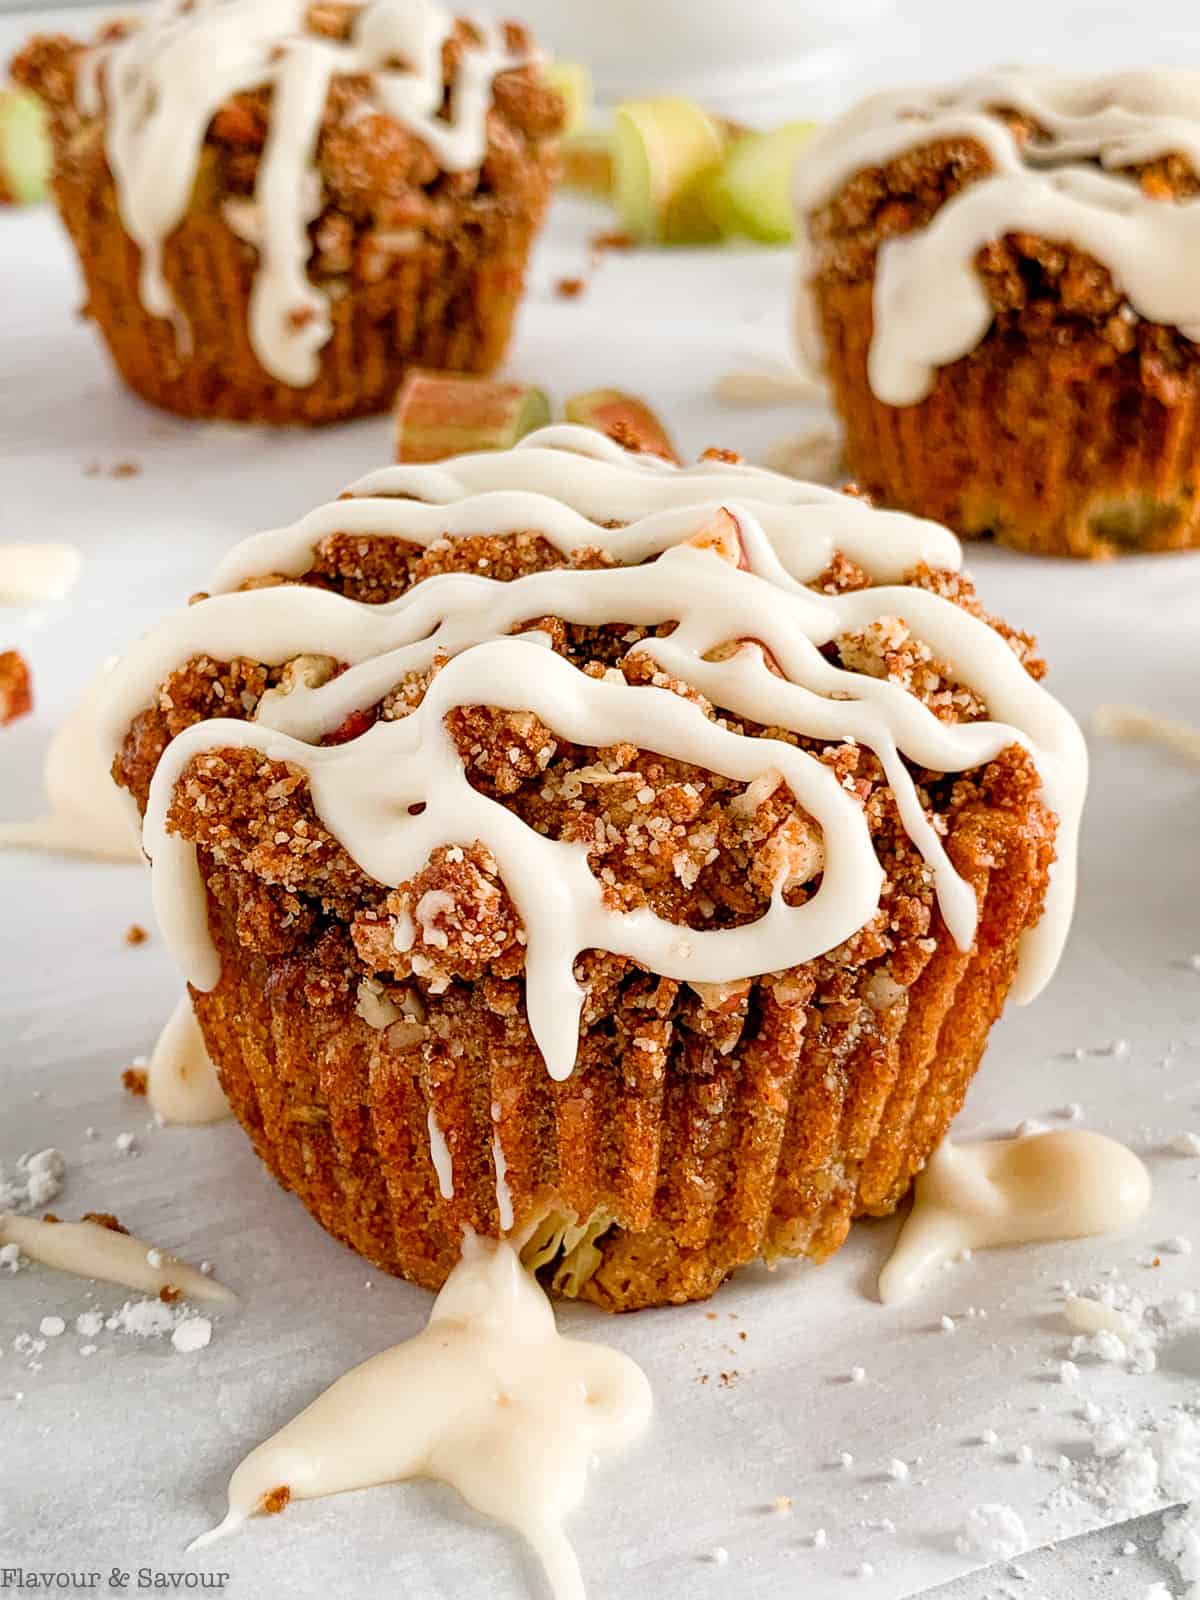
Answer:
[190,778,1054,1312]
[819,279,1200,560]
[54,177,545,425]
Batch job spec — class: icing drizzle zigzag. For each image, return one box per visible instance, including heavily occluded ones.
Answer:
[77,0,530,385]
[794,68,1200,403]
[101,426,1088,1079]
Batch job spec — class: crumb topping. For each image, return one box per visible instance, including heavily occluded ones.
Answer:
[12,12,564,298]
[808,116,1200,388]
[113,496,1054,1036]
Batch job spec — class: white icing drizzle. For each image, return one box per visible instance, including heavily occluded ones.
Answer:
[149,996,231,1126]
[0,661,142,862]
[209,425,963,592]
[191,1232,651,1600]
[794,70,1200,404]
[714,366,827,406]
[99,427,1086,1081]
[0,542,81,606]
[492,1127,514,1232]
[1094,703,1200,762]
[0,1213,235,1303]
[765,424,845,486]
[77,0,528,386]
[878,1130,1152,1305]
[427,1106,455,1199]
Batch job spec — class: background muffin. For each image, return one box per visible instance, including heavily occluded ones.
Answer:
[12,0,562,424]
[102,427,1085,1310]
[795,70,1200,559]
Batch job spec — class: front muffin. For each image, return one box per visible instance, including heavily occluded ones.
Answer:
[796,70,1200,559]
[12,0,562,424]
[101,426,1085,1310]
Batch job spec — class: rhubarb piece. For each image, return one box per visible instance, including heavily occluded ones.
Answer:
[0,649,32,725]
[392,370,552,463]
[612,97,726,244]
[0,88,50,206]
[564,389,679,463]
[544,62,591,137]
[561,129,613,199]
[703,121,818,243]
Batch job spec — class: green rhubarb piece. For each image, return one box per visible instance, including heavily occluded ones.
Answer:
[0,88,50,206]
[564,389,678,462]
[703,120,819,243]
[545,61,592,137]
[612,96,726,245]
[393,370,551,463]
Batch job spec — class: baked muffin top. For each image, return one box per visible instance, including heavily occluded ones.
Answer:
[12,0,562,383]
[101,426,1086,1079]
[794,69,1200,404]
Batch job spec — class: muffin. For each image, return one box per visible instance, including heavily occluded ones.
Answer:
[795,69,1200,559]
[100,424,1086,1310]
[12,0,562,424]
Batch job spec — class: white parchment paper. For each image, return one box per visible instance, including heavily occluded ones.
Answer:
[2,21,1199,1593]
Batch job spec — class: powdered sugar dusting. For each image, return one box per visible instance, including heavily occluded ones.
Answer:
[955,1503,1028,1560]
[0,1149,65,1214]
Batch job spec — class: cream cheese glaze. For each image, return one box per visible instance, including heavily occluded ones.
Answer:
[191,1232,651,1600]
[0,1213,235,1302]
[148,996,231,1125]
[75,0,530,386]
[99,425,1087,1082]
[878,1129,1152,1304]
[1094,703,1200,762]
[0,542,81,606]
[793,69,1200,405]
[0,661,142,862]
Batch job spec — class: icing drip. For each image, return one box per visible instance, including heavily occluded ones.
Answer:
[492,1128,514,1231]
[148,996,231,1126]
[77,0,528,386]
[100,427,1086,1080]
[878,1130,1152,1305]
[0,542,81,606]
[0,1213,234,1302]
[1094,703,1200,762]
[0,662,142,862]
[427,1107,455,1199]
[714,366,827,406]
[191,1233,651,1600]
[765,425,845,485]
[794,70,1200,404]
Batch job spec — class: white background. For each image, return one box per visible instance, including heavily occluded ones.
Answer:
[3,6,1200,1597]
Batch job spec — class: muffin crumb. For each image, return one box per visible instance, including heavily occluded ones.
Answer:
[0,650,33,726]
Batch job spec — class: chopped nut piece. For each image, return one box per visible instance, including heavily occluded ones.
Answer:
[122,1066,149,1097]
[82,1212,129,1234]
[590,230,635,253]
[262,1485,291,1516]
[0,651,32,726]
